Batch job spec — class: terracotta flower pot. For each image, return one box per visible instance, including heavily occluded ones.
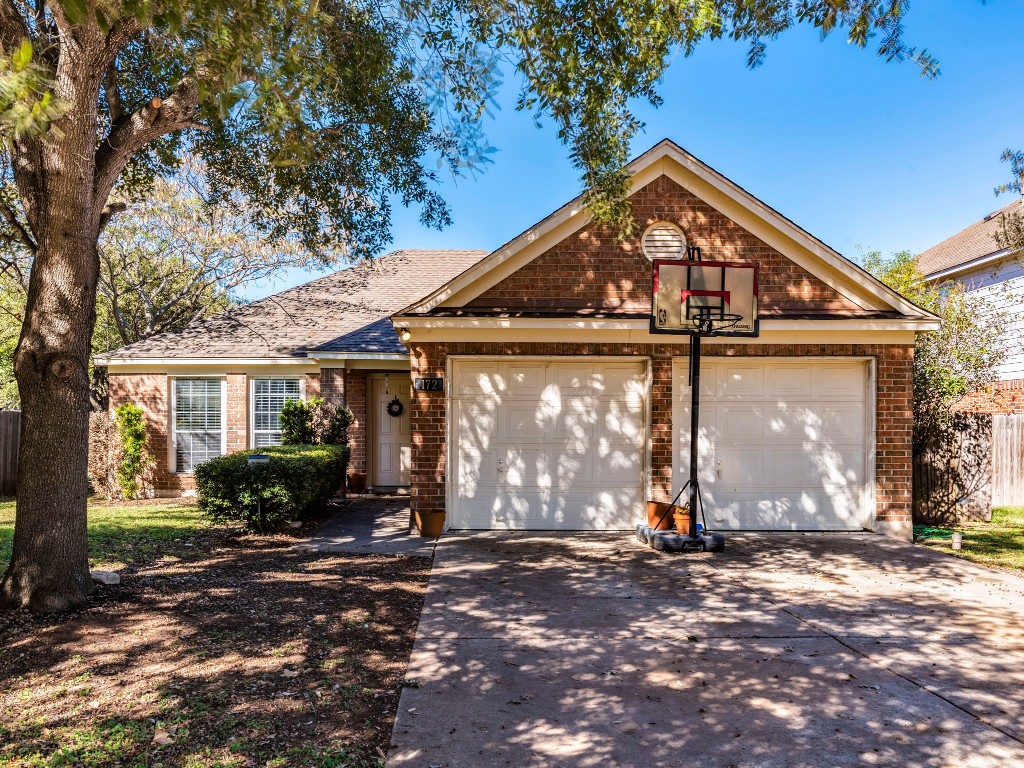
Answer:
[673,509,691,535]
[415,510,445,538]
[646,501,675,531]
[347,470,367,493]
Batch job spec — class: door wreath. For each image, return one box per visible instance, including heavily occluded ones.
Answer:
[386,396,404,418]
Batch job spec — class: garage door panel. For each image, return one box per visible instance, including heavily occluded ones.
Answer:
[819,365,866,399]
[553,365,593,390]
[503,403,549,441]
[701,489,862,530]
[453,359,647,530]
[463,489,643,530]
[769,364,813,397]
[677,359,871,531]
[508,364,546,394]
[456,364,507,396]
[702,363,764,399]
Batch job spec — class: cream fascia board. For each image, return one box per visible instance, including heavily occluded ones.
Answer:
[97,356,314,367]
[398,139,937,321]
[393,315,939,333]
[312,352,408,361]
[99,352,408,370]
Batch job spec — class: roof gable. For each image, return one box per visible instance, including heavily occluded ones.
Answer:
[399,139,934,321]
[464,174,865,319]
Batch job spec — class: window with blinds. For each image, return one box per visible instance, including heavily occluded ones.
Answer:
[173,378,223,472]
[252,379,302,447]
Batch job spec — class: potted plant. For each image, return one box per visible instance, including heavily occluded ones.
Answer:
[673,505,691,535]
[415,510,445,538]
[646,500,675,531]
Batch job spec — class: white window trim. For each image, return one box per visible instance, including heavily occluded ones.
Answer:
[249,377,306,449]
[169,377,228,474]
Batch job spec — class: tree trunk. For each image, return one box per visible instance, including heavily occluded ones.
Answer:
[1,233,99,612]
[0,41,103,612]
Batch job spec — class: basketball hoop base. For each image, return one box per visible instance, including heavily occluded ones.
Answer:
[635,525,726,554]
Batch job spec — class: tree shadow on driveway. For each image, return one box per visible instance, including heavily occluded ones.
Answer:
[388,531,1024,768]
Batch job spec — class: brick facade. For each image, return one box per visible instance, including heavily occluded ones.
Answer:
[345,370,367,474]
[954,378,1024,415]
[108,366,376,495]
[474,175,858,313]
[108,373,193,494]
[409,342,914,532]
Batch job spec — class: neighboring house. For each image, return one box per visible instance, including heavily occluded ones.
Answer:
[97,139,939,540]
[918,199,1024,414]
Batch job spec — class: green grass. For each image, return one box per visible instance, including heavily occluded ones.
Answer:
[916,507,1024,573]
[0,497,208,572]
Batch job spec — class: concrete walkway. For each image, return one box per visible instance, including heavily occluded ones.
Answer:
[296,497,438,557]
[388,531,1024,768]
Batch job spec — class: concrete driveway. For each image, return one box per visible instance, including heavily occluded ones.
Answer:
[388,531,1024,767]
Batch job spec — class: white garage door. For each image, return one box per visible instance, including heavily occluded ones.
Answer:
[674,359,872,531]
[451,359,648,530]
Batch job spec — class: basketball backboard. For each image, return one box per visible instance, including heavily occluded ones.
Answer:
[651,259,759,337]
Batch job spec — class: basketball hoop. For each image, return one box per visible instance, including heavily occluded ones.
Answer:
[690,307,743,335]
[639,254,761,554]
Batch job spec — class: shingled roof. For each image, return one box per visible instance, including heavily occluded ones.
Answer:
[99,249,488,360]
[918,198,1023,278]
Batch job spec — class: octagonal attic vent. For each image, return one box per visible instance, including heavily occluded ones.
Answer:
[641,221,686,260]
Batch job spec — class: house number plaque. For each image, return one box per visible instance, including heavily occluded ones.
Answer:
[414,377,444,392]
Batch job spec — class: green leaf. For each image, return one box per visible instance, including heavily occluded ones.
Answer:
[11,39,32,72]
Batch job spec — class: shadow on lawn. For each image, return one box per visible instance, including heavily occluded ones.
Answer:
[388,532,1024,767]
[0,539,430,767]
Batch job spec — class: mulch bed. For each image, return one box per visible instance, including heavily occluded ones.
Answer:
[0,530,431,767]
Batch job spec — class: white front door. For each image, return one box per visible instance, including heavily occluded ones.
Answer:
[370,374,411,487]
[451,358,648,530]
[674,358,872,531]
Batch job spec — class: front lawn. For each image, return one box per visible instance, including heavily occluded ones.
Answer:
[916,506,1024,573]
[0,497,209,571]
[0,498,431,767]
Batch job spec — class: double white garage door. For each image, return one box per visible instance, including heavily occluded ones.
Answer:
[450,357,872,531]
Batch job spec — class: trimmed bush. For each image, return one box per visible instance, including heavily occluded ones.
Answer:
[280,398,353,446]
[194,444,349,532]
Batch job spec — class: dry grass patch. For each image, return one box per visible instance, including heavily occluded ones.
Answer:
[0,500,430,767]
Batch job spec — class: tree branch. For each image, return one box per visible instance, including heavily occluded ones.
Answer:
[0,196,36,252]
[93,75,205,229]
[102,62,125,125]
[0,0,30,52]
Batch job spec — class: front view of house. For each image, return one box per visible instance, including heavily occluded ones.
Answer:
[98,140,938,541]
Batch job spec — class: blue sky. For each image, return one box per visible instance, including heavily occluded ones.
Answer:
[247,1,1024,299]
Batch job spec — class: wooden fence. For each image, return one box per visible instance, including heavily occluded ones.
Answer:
[913,414,993,526]
[992,414,1024,507]
[0,410,18,496]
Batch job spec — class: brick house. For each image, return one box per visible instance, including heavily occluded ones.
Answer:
[98,140,938,540]
[918,198,1024,415]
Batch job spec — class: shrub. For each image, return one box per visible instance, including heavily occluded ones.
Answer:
[88,404,154,500]
[280,398,353,446]
[194,444,349,532]
[87,411,120,499]
[115,403,151,498]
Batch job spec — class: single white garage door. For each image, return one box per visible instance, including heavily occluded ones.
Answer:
[451,359,648,530]
[674,359,872,531]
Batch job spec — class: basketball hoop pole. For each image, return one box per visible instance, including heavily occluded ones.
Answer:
[687,334,701,540]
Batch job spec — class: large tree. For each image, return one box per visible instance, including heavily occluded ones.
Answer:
[0,1,936,611]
